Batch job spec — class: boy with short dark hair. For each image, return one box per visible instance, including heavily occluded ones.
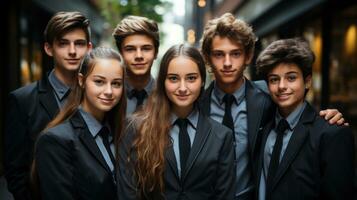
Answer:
[255,38,354,200]
[4,11,92,200]
[113,15,159,114]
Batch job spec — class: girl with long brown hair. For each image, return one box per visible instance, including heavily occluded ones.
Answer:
[117,44,235,200]
[33,47,126,200]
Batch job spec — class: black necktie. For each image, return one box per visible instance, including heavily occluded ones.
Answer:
[99,126,116,167]
[176,118,191,175]
[266,119,290,190]
[222,94,235,133]
[132,89,147,109]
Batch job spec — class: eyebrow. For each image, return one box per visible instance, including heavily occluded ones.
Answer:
[92,75,123,80]
[268,71,299,76]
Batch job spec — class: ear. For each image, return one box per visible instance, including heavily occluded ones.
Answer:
[78,73,84,88]
[244,52,253,65]
[87,42,93,50]
[304,75,312,89]
[44,42,53,57]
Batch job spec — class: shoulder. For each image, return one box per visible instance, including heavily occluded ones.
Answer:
[312,116,353,138]
[9,81,38,101]
[38,120,75,144]
[204,116,233,140]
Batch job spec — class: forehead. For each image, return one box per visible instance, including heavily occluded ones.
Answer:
[268,63,303,75]
[211,35,243,51]
[167,56,200,74]
[90,58,123,75]
[57,28,87,41]
[121,34,154,47]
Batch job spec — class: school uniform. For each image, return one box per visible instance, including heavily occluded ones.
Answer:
[35,109,117,200]
[117,108,236,200]
[255,102,355,200]
[200,79,273,200]
[125,76,155,114]
[4,71,70,200]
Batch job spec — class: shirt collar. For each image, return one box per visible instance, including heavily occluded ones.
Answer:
[170,107,199,130]
[213,79,246,105]
[48,69,71,101]
[78,107,112,141]
[126,76,155,98]
[275,101,307,130]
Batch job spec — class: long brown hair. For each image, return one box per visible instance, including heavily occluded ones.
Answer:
[129,44,206,199]
[31,47,127,196]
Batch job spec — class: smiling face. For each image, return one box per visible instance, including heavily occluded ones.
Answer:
[165,56,203,118]
[44,28,92,73]
[80,58,124,121]
[267,63,311,117]
[120,34,156,78]
[210,36,252,93]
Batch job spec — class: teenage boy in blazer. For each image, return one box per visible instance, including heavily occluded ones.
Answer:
[113,15,159,114]
[254,38,354,200]
[4,11,92,200]
[199,13,346,200]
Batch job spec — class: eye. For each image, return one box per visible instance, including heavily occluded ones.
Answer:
[75,41,87,47]
[186,75,198,82]
[212,52,224,58]
[57,40,69,47]
[142,46,154,52]
[268,77,279,84]
[112,81,122,88]
[94,79,104,85]
[287,75,297,82]
[167,75,178,82]
[123,47,135,52]
[230,51,241,58]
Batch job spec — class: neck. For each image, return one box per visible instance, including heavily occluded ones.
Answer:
[126,72,151,90]
[173,104,193,119]
[54,68,76,87]
[216,76,244,94]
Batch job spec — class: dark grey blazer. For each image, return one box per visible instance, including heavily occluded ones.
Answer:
[254,103,355,200]
[4,76,59,200]
[34,111,117,200]
[117,112,236,200]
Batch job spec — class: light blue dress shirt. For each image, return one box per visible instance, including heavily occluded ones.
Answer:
[258,102,307,200]
[210,79,253,199]
[48,70,71,108]
[79,108,115,173]
[169,108,199,178]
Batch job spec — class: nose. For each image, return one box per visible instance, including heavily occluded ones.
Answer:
[278,78,287,90]
[135,49,143,58]
[69,43,76,56]
[178,79,188,93]
[223,54,232,67]
[104,83,113,96]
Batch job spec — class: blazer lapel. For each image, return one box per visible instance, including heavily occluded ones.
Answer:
[182,114,211,181]
[71,111,113,174]
[38,76,59,118]
[270,104,316,191]
[246,80,266,157]
[199,82,214,116]
[166,144,180,180]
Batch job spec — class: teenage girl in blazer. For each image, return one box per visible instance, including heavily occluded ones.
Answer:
[117,44,236,200]
[32,47,126,200]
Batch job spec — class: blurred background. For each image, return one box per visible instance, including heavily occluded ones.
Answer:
[1,0,356,198]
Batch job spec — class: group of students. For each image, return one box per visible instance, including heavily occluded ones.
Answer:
[3,10,354,200]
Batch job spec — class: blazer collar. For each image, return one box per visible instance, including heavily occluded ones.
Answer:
[38,75,59,118]
[70,111,113,174]
[246,80,268,157]
[268,103,316,193]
